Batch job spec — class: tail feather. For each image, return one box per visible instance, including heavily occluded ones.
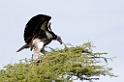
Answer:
[16,44,29,52]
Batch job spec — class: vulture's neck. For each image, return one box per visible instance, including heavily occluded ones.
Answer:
[46,32,53,39]
[44,32,53,44]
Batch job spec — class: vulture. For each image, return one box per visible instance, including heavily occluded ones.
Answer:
[17,14,62,56]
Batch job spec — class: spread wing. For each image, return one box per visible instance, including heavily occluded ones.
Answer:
[24,14,51,44]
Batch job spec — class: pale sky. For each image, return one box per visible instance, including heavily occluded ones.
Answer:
[0,0,124,82]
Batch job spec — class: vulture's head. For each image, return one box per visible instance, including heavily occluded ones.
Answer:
[56,36,62,44]
[47,22,63,44]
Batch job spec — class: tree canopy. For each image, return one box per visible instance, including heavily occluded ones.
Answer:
[0,42,117,82]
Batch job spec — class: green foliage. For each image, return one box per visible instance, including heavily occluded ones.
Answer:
[0,42,117,82]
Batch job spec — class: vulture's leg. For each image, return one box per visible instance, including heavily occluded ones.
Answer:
[41,48,46,54]
[33,39,44,56]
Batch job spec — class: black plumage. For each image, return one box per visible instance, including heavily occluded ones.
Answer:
[17,14,62,56]
[24,14,51,44]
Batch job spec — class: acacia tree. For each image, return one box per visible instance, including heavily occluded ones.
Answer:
[0,42,117,82]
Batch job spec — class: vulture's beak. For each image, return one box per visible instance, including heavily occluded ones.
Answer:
[56,36,63,44]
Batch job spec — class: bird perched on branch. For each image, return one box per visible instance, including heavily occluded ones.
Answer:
[17,14,62,56]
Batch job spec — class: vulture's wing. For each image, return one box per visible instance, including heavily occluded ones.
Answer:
[24,14,51,44]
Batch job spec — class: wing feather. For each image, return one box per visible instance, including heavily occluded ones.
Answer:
[24,14,51,44]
